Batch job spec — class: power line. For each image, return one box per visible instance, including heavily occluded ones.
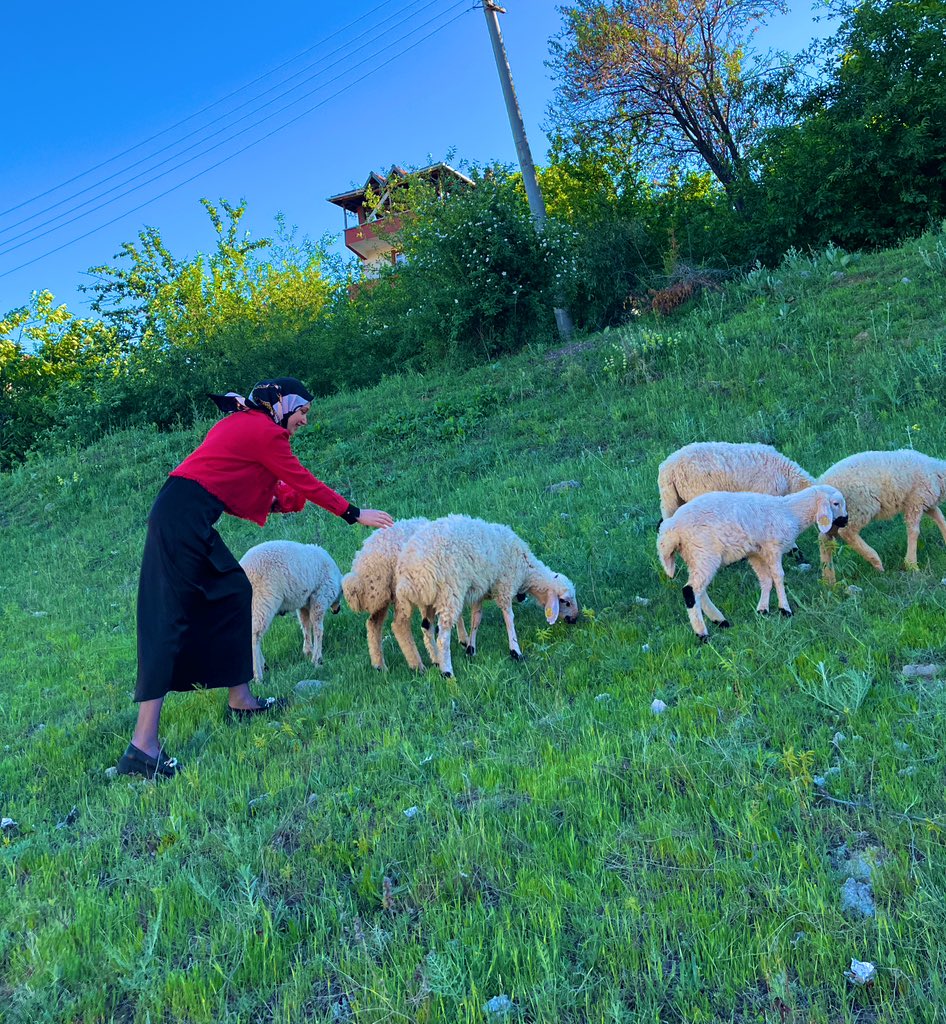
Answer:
[0,2,470,260]
[0,0,404,221]
[0,4,476,281]
[0,0,430,241]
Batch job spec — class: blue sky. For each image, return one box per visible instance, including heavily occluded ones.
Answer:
[0,0,832,319]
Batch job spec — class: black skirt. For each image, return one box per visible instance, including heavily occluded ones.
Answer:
[135,476,253,702]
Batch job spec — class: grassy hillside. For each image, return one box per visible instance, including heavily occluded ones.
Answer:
[2,227,946,1023]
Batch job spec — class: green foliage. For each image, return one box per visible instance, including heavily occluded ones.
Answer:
[539,138,662,328]
[752,0,946,251]
[362,167,563,362]
[83,201,342,420]
[0,202,348,466]
[0,292,123,469]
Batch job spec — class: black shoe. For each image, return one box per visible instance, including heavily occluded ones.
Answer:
[117,743,181,779]
[226,696,290,721]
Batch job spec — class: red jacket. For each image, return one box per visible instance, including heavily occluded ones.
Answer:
[170,410,355,527]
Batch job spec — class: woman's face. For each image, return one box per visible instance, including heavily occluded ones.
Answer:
[286,405,310,436]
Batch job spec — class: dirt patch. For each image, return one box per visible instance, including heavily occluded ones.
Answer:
[544,338,600,362]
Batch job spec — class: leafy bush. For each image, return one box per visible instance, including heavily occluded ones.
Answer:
[354,168,565,364]
[751,0,946,252]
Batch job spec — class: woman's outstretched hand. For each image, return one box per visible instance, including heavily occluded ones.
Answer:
[357,509,394,529]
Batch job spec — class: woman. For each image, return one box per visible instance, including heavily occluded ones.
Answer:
[117,377,393,779]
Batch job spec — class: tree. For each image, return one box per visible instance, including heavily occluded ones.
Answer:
[753,0,946,250]
[80,198,343,423]
[0,292,121,467]
[549,0,788,201]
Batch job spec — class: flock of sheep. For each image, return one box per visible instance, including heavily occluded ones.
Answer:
[240,442,946,671]
[240,514,578,678]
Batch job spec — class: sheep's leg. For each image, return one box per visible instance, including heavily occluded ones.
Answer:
[298,605,313,658]
[699,592,729,627]
[420,605,439,666]
[436,605,461,677]
[926,505,946,546]
[904,506,924,569]
[747,554,774,613]
[300,601,325,665]
[819,533,837,585]
[769,558,792,616]
[391,599,424,672]
[681,558,719,641]
[366,607,388,670]
[251,601,279,681]
[681,582,709,641]
[495,600,525,660]
[465,601,484,656]
[837,525,884,572]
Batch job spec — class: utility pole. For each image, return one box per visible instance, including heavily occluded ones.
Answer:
[481,0,574,342]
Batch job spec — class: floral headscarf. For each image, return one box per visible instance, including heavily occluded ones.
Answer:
[209,377,313,428]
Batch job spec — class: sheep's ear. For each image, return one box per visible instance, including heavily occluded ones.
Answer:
[545,592,560,624]
[816,494,833,534]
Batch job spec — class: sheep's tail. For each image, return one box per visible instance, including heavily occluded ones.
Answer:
[657,471,682,520]
[657,524,680,578]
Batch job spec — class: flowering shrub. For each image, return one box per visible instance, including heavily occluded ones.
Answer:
[351,167,568,364]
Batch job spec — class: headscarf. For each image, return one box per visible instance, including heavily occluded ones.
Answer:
[208,377,313,428]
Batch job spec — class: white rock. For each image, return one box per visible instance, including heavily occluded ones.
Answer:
[901,663,941,679]
[295,679,328,694]
[651,699,668,715]
[483,995,514,1016]
[844,959,876,985]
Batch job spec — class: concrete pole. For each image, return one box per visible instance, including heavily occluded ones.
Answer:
[481,0,574,341]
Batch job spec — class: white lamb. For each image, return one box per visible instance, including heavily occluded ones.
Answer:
[658,442,815,520]
[817,449,946,583]
[239,540,342,680]
[657,485,847,641]
[342,517,430,671]
[392,515,579,677]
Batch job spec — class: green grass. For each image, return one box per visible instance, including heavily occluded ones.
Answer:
[2,226,946,1022]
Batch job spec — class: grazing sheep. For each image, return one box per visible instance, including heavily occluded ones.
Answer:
[657,485,847,641]
[392,515,579,677]
[239,541,342,680]
[818,450,946,583]
[658,442,815,520]
[342,517,430,670]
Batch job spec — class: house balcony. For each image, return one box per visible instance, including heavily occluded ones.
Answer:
[344,215,403,261]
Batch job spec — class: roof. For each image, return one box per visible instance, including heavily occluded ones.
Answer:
[326,163,475,211]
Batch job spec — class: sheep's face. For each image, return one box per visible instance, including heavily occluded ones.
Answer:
[533,575,579,625]
[815,486,848,534]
